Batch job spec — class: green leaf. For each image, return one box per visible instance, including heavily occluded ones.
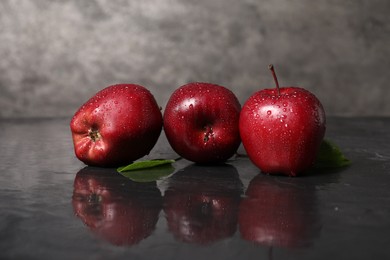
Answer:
[314,139,351,169]
[117,159,175,172]
[117,159,176,183]
[119,164,175,183]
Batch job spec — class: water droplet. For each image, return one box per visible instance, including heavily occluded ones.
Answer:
[283,108,287,112]
[285,123,288,127]
[283,103,288,107]
[267,110,272,115]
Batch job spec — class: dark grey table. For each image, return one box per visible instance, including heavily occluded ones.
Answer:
[0,117,389,259]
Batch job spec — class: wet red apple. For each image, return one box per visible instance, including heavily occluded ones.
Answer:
[70,84,162,167]
[163,164,243,244]
[239,65,326,176]
[72,167,162,246]
[163,82,241,163]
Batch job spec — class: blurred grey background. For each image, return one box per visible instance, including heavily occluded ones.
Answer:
[0,0,389,118]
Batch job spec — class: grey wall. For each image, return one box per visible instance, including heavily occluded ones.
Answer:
[1,0,389,118]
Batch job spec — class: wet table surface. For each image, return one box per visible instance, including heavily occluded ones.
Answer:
[0,117,390,259]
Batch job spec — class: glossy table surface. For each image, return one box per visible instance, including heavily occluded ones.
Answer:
[0,117,389,259]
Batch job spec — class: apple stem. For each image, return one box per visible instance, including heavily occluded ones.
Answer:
[268,64,280,96]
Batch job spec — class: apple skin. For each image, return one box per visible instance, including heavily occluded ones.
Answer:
[70,84,163,167]
[163,82,241,164]
[163,164,243,244]
[72,167,162,246]
[239,174,321,248]
[239,87,326,176]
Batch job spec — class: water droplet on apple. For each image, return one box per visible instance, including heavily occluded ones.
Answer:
[283,108,287,112]
[285,123,288,127]
[283,103,287,107]
[267,110,272,115]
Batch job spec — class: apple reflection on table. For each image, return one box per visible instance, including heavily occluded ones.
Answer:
[239,174,322,249]
[72,167,162,246]
[163,164,244,245]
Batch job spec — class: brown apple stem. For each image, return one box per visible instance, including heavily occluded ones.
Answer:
[268,64,280,96]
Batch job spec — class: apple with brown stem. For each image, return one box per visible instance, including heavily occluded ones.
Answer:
[239,65,326,176]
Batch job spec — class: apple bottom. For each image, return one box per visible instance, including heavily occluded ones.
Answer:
[72,167,162,246]
[249,133,322,176]
[163,82,241,164]
[164,118,241,164]
[70,83,163,167]
[72,126,162,167]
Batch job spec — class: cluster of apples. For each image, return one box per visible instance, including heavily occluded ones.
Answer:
[70,65,326,176]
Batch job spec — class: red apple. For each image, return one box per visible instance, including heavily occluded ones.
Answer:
[163,164,243,244]
[70,84,162,167]
[163,82,241,163]
[239,174,321,248]
[72,167,162,246]
[239,65,326,176]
